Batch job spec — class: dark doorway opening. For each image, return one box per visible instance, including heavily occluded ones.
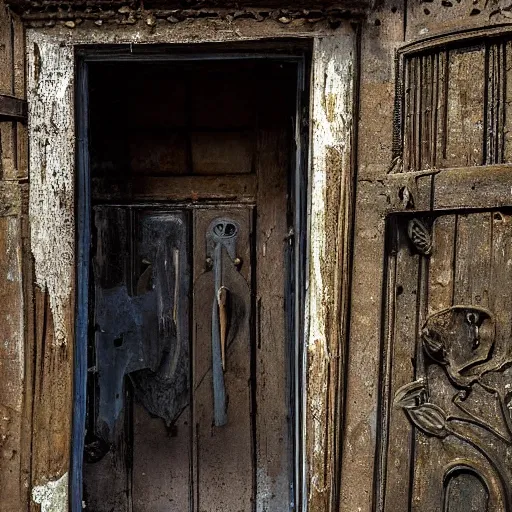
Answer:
[74,47,308,512]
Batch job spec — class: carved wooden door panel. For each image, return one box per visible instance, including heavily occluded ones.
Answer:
[375,34,512,512]
[84,206,255,512]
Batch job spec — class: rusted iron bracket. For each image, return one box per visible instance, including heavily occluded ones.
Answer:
[0,94,27,122]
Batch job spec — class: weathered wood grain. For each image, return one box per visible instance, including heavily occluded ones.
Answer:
[340,2,404,510]
[93,175,257,203]
[410,215,456,512]
[307,31,356,512]
[86,208,193,511]
[27,32,75,512]
[0,215,25,510]
[192,207,253,512]
[380,219,420,511]
[444,46,485,168]
[130,210,191,512]
[254,128,290,511]
[0,3,30,512]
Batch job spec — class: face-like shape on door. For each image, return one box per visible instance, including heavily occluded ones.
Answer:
[421,305,496,387]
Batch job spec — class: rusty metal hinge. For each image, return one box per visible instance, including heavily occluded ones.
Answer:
[0,94,27,123]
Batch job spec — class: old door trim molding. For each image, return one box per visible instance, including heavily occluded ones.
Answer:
[26,22,358,512]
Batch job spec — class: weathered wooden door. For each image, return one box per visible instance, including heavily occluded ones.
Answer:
[86,206,255,511]
[358,33,512,511]
[340,31,512,512]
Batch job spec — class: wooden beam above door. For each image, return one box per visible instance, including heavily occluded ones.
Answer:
[93,175,257,203]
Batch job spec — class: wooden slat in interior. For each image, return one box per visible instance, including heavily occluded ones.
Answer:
[192,207,254,512]
[255,128,291,510]
[84,207,131,512]
[93,175,257,203]
[131,210,192,512]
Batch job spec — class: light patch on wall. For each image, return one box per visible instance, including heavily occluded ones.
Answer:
[305,33,355,507]
[32,472,68,512]
[27,31,75,346]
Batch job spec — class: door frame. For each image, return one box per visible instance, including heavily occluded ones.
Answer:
[26,22,357,512]
[75,47,307,512]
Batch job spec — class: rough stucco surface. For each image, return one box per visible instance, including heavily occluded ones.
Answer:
[27,31,74,347]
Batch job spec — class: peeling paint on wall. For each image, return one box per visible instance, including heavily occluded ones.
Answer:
[27,32,75,346]
[306,33,355,509]
[32,472,68,512]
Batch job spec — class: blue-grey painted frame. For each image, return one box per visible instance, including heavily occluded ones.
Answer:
[73,54,91,511]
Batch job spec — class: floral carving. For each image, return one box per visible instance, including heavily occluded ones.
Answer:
[395,305,512,447]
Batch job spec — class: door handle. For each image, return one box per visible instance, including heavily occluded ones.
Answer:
[217,286,229,371]
[208,218,241,427]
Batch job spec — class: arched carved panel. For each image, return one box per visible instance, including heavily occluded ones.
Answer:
[377,212,512,512]
[393,34,512,173]
[444,467,489,512]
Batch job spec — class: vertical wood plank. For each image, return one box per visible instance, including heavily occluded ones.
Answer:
[411,215,456,512]
[131,210,191,512]
[0,215,25,511]
[13,14,27,180]
[427,216,456,316]
[84,207,131,512]
[0,0,16,180]
[0,3,28,511]
[403,57,414,172]
[453,212,491,308]
[489,212,512,363]
[20,184,33,511]
[503,41,512,163]
[420,54,432,169]
[444,47,485,168]
[436,51,448,166]
[308,31,356,512]
[27,32,75,511]
[255,128,290,511]
[192,207,253,512]
[0,1,13,96]
[382,221,420,512]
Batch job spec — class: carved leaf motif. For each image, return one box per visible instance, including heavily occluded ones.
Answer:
[407,218,432,255]
[406,403,448,438]
[394,379,427,409]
